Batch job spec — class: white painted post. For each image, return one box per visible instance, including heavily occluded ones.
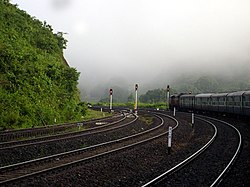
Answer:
[173,107,176,117]
[192,113,194,128]
[101,108,103,112]
[168,126,172,154]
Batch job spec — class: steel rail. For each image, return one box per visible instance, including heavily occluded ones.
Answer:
[0,113,129,150]
[142,117,217,187]
[0,113,177,185]
[0,113,122,142]
[0,114,138,172]
[0,113,121,135]
[197,115,242,187]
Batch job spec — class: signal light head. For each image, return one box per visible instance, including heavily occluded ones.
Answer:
[135,84,138,91]
[167,85,170,91]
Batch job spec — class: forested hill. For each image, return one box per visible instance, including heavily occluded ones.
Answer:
[139,74,250,104]
[0,1,86,130]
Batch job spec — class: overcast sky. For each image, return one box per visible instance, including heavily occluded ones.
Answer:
[11,0,250,97]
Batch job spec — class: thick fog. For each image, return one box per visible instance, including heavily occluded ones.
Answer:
[12,0,250,101]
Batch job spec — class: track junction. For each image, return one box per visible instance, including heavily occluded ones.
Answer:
[0,109,249,186]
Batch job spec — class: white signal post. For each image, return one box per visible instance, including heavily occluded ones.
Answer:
[166,85,170,110]
[168,126,172,154]
[134,84,138,114]
[109,88,113,111]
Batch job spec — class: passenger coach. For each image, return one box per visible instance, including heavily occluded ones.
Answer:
[171,90,250,117]
[179,94,195,111]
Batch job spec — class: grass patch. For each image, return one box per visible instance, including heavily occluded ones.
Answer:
[94,102,168,110]
[139,115,154,125]
[81,109,112,121]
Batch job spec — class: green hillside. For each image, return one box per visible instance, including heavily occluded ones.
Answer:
[0,1,86,130]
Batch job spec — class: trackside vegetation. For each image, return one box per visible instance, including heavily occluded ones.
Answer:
[94,102,168,110]
[0,1,87,130]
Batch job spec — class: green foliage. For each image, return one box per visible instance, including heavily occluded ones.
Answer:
[0,1,86,130]
[139,89,166,103]
[139,115,154,125]
[173,75,250,94]
[194,76,219,93]
[82,109,112,121]
[94,102,167,110]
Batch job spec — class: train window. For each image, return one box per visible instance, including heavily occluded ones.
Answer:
[227,97,234,105]
[234,96,241,102]
[196,98,201,105]
[245,96,250,101]
[244,99,250,106]
[235,102,239,106]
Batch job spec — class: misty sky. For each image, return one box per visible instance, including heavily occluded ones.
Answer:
[11,0,250,99]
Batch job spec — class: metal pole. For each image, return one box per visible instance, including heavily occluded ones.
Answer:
[109,88,113,111]
[135,84,138,113]
[166,85,170,110]
[135,90,138,109]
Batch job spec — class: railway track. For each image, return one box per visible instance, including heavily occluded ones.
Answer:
[0,113,178,186]
[0,112,120,142]
[0,113,129,150]
[0,112,137,166]
[2,111,241,186]
[142,114,242,187]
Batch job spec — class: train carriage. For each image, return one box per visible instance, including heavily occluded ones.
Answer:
[226,91,245,115]
[243,91,250,116]
[210,93,228,113]
[179,94,195,111]
[171,90,250,117]
[195,93,213,111]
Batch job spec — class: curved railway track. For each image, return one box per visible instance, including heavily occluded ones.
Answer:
[1,111,241,186]
[142,114,242,187]
[0,113,120,142]
[0,113,178,186]
[0,112,138,167]
[0,113,129,150]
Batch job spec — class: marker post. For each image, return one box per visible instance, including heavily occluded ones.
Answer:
[191,113,194,128]
[168,126,172,155]
[173,107,176,117]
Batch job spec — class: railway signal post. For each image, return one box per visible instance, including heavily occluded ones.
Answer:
[109,88,113,112]
[166,85,170,110]
[134,84,138,114]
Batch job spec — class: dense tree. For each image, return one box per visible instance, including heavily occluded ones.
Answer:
[139,89,166,103]
[194,76,219,93]
[0,1,85,130]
